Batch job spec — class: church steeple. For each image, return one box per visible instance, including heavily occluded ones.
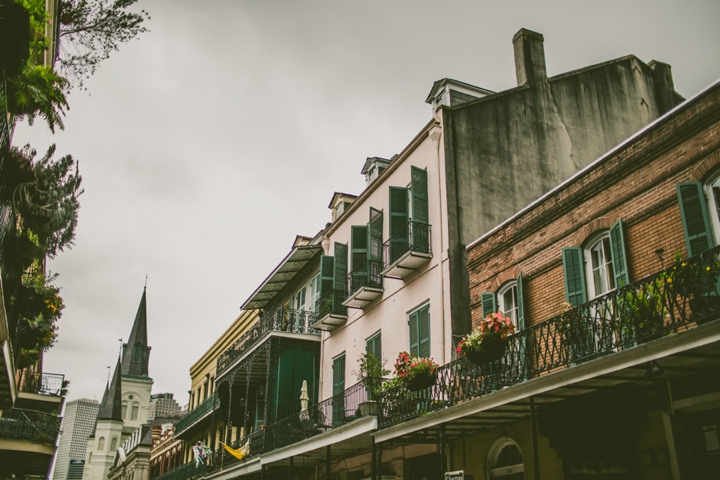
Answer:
[97,357,123,421]
[121,287,151,376]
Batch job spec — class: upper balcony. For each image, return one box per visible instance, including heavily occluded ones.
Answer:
[174,391,217,439]
[377,245,720,429]
[313,290,348,331]
[343,260,383,309]
[14,371,65,413]
[216,308,319,379]
[382,221,432,279]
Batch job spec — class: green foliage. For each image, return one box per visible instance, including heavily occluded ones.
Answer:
[616,279,668,339]
[11,266,64,368]
[11,0,50,59]
[58,0,150,90]
[355,352,389,400]
[7,64,69,133]
[11,144,83,258]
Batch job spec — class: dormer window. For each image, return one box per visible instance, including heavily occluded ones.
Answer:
[361,157,392,187]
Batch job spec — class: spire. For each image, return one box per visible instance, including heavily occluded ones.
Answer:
[98,357,123,421]
[121,287,151,376]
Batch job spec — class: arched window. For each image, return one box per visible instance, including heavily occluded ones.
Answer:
[98,437,105,450]
[498,281,519,329]
[122,402,128,420]
[488,438,524,479]
[131,402,139,421]
[110,437,117,451]
[584,231,615,299]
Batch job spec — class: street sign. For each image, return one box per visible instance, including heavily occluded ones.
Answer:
[445,470,464,480]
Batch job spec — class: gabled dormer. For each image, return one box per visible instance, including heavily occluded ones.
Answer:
[328,192,358,223]
[361,156,392,188]
[425,78,494,111]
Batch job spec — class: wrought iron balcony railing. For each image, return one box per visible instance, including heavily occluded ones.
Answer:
[378,245,720,428]
[347,259,383,295]
[315,289,348,319]
[216,308,319,377]
[151,459,210,480]
[174,392,218,436]
[0,408,61,444]
[17,371,65,396]
[383,221,432,267]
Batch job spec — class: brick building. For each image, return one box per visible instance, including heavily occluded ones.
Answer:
[449,79,720,478]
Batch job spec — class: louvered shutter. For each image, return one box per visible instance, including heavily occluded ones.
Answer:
[332,355,345,396]
[677,182,714,257]
[389,187,409,263]
[609,219,630,287]
[409,311,419,356]
[333,243,348,297]
[368,208,383,262]
[318,256,334,312]
[351,226,368,270]
[418,306,430,358]
[562,247,587,307]
[366,333,381,362]
[516,272,525,330]
[481,292,496,318]
[411,166,428,224]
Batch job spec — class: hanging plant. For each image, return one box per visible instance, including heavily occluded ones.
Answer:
[6,64,69,133]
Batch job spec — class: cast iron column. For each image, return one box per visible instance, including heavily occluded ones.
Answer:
[371,437,377,480]
[439,424,446,477]
[326,445,332,480]
[289,456,294,480]
[530,396,541,480]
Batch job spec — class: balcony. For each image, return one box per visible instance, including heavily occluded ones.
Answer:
[313,290,348,331]
[382,221,432,279]
[377,245,720,428]
[216,308,319,378]
[17,371,65,397]
[0,408,61,445]
[343,260,383,308]
[174,392,217,438]
[152,458,210,480]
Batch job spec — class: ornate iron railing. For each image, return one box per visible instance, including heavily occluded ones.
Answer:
[16,371,65,396]
[378,245,720,428]
[151,459,210,480]
[383,221,432,267]
[0,408,61,444]
[175,392,218,436]
[263,379,372,452]
[216,308,319,377]
[347,259,383,295]
[315,289,348,319]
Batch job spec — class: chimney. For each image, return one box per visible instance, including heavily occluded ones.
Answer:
[513,28,547,86]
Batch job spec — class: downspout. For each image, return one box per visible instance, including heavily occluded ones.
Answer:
[429,119,446,364]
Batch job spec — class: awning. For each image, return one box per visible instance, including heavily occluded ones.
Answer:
[240,245,323,310]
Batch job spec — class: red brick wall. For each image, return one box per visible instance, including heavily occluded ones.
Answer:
[467,85,720,329]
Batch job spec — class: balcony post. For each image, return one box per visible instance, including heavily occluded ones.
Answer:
[371,438,376,480]
[244,361,252,431]
[264,342,271,426]
[325,445,331,480]
[439,424,446,477]
[226,374,234,446]
[530,396,541,480]
[289,456,294,480]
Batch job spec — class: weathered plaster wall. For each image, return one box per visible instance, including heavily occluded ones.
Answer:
[444,30,684,339]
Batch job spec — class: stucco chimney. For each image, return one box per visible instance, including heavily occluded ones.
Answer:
[513,28,547,86]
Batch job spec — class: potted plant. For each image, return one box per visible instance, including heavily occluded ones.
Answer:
[556,303,594,362]
[394,351,438,392]
[666,253,720,321]
[457,312,516,366]
[355,352,389,415]
[616,278,668,343]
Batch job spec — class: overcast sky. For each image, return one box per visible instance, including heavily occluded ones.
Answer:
[13,0,720,406]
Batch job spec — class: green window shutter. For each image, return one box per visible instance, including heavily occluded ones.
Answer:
[409,311,419,356]
[351,226,368,270]
[332,355,345,396]
[418,305,430,358]
[677,182,714,257]
[366,333,382,362]
[319,255,334,306]
[481,292,496,318]
[609,219,630,287]
[368,208,383,262]
[411,166,428,225]
[516,272,525,330]
[562,247,587,307]
[333,242,348,295]
[389,187,409,236]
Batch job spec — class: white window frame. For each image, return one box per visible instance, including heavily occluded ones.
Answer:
[310,274,321,312]
[497,281,519,330]
[583,231,615,299]
[704,172,720,245]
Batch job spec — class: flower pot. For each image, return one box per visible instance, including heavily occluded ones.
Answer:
[464,337,508,365]
[358,400,378,416]
[403,373,436,392]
